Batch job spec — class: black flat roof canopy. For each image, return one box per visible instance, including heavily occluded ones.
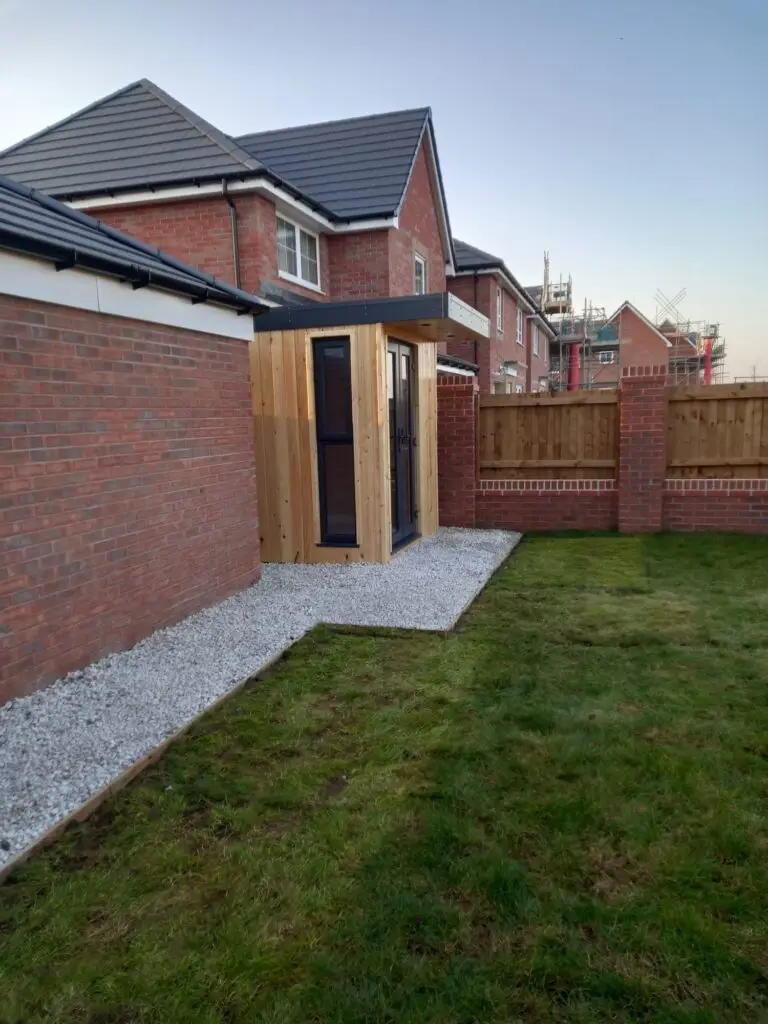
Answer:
[253,292,490,342]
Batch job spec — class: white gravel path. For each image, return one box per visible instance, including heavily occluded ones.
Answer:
[0,527,519,869]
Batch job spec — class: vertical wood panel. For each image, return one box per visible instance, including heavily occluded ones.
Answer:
[417,341,438,537]
[666,384,768,476]
[478,391,618,478]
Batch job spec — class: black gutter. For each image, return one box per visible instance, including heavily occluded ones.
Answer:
[253,293,469,333]
[0,176,266,314]
[222,179,241,289]
[437,353,478,373]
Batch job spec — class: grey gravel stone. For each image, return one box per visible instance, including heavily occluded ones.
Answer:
[0,528,518,868]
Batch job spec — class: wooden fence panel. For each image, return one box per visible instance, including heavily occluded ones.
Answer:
[478,390,619,479]
[666,384,768,477]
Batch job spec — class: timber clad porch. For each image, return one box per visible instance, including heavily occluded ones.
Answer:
[250,294,490,564]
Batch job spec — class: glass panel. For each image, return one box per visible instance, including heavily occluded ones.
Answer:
[323,444,356,539]
[389,351,397,532]
[320,344,352,437]
[277,217,297,276]
[414,256,425,295]
[300,230,319,285]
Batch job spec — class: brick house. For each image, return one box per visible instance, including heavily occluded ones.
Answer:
[446,240,556,393]
[0,80,454,312]
[0,176,266,703]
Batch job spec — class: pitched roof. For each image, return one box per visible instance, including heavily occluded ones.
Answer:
[234,107,431,220]
[0,80,263,200]
[605,301,672,347]
[453,239,503,271]
[0,175,266,313]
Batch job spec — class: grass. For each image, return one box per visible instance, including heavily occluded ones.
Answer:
[3,534,768,1022]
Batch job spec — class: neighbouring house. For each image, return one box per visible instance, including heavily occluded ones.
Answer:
[552,301,673,389]
[0,176,266,703]
[446,240,556,393]
[0,80,454,312]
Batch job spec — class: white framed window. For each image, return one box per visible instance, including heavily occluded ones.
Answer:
[532,324,539,356]
[414,253,427,295]
[516,308,524,345]
[277,215,320,289]
[515,384,524,393]
[496,287,504,332]
[598,349,616,364]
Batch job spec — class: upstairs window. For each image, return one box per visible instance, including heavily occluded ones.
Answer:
[598,349,616,364]
[516,308,524,345]
[277,215,319,288]
[496,287,504,332]
[532,324,539,356]
[414,253,427,295]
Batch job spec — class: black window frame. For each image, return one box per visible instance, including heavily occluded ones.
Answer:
[312,337,357,546]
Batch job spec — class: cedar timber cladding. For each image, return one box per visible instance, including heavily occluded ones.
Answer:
[250,324,439,565]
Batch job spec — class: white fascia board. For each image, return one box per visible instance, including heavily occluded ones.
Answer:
[525,311,556,339]
[395,121,454,272]
[451,267,534,313]
[437,360,475,377]
[447,292,490,338]
[69,179,396,236]
[0,249,254,340]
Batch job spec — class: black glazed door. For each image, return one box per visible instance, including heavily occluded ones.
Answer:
[388,340,418,548]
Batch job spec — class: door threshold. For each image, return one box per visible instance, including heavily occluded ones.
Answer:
[392,532,421,555]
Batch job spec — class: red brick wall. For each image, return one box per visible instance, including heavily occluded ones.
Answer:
[527,320,549,392]
[618,365,668,532]
[93,195,329,303]
[437,378,477,527]
[663,479,768,533]
[477,480,618,531]
[328,229,390,299]
[389,142,446,297]
[588,307,671,387]
[446,275,532,395]
[1,295,260,704]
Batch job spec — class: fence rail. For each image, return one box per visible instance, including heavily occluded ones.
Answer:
[478,390,619,479]
[479,383,768,482]
[666,383,768,478]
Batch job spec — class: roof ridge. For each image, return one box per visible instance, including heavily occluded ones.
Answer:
[139,80,263,174]
[0,173,262,309]
[0,80,146,160]
[234,105,431,142]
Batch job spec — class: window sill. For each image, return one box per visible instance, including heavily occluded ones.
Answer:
[316,541,359,549]
[278,269,324,295]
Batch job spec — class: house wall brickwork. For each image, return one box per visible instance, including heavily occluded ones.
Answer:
[389,143,446,297]
[91,141,445,310]
[1,295,260,704]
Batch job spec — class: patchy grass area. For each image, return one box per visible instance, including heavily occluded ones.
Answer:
[3,534,768,1022]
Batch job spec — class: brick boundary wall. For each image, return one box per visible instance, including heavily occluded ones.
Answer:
[438,365,768,536]
[437,377,477,527]
[476,479,618,532]
[663,478,768,533]
[1,296,260,704]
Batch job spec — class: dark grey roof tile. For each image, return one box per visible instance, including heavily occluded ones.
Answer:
[235,107,430,219]
[0,80,262,199]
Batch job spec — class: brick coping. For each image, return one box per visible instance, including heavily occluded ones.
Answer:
[664,478,768,494]
[478,479,617,493]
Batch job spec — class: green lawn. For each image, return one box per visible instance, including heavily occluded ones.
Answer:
[3,535,768,1023]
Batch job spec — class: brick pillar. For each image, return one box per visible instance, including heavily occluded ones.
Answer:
[437,375,478,527]
[618,364,668,533]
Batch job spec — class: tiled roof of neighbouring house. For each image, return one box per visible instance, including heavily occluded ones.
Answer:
[0,175,267,313]
[235,107,431,220]
[0,80,435,222]
[0,80,264,201]
[453,239,507,271]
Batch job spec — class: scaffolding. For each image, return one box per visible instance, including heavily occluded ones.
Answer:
[545,286,726,391]
[653,289,725,385]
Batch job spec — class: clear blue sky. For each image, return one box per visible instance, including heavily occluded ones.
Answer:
[1,0,766,376]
